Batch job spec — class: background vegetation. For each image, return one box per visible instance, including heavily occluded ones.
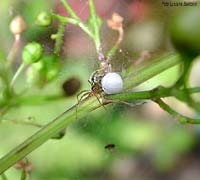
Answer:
[1,0,200,179]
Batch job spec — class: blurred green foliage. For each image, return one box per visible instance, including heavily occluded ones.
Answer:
[169,8,200,58]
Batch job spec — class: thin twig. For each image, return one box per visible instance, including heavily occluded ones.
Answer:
[51,13,94,38]
[10,63,26,88]
[7,34,21,65]
[155,98,200,124]
[54,21,65,55]
[1,119,43,128]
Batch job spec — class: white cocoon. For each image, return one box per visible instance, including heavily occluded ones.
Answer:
[101,72,123,94]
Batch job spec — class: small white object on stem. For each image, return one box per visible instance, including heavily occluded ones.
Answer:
[101,72,123,94]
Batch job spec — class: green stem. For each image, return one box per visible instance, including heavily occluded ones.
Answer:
[88,0,101,50]
[107,43,118,59]
[124,53,181,89]
[54,21,65,55]
[60,0,80,20]
[55,0,101,50]
[107,27,123,59]
[54,1,102,53]
[173,57,198,110]
[10,63,26,88]
[1,119,43,128]
[0,68,12,99]
[108,87,200,101]
[59,0,95,39]
[51,13,77,24]
[20,171,26,180]
[0,94,63,117]
[155,98,200,124]
[51,13,94,38]
[14,94,64,105]
[0,96,102,173]
[7,35,21,66]
[174,55,193,88]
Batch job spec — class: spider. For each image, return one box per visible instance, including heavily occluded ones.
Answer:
[75,69,124,123]
[76,69,106,106]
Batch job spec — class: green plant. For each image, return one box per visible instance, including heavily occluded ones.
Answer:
[0,0,200,177]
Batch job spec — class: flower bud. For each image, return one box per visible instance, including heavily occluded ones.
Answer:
[28,55,60,86]
[43,55,60,81]
[9,15,27,35]
[22,42,43,64]
[36,12,52,27]
[107,13,123,30]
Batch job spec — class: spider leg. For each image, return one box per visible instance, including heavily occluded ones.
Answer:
[77,90,90,102]
[93,92,107,110]
[76,90,91,120]
[108,99,146,107]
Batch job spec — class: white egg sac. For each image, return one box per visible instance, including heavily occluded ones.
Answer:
[101,72,123,94]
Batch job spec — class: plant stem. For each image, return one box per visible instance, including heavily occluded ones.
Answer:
[124,53,181,89]
[59,0,95,39]
[107,27,123,59]
[7,34,21,65]
[55,0,102,50]
[107,43,118,60]
[10,63,26,88]
[1,119,43,128]
[54,21,65,55]
[174,55,193,88]
[60,0,80,20]
[108,87,200,101]
[14,94,64,105]
[51,13,77,24]
[20,171,26,180]
[88,0,101,50]
[0,67,12,99]
[51,13,94,38]
[155,98,200,124]
[0,96,102,173]
[173,56,198,110]
[54,0,102,55]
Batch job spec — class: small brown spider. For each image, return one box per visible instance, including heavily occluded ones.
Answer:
[77,69,106,106]
[75,69,107,120]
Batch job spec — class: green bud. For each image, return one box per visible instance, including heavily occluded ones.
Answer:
[22,42,43,64]
[36,12,52,27]
[30,55,60,85]
[42,55,60,81]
